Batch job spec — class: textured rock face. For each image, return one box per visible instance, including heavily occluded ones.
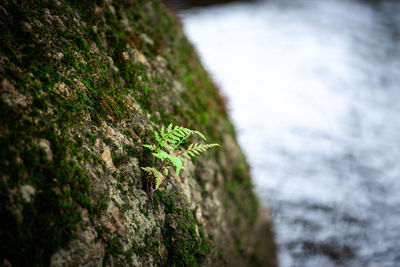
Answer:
[0,0,276,266]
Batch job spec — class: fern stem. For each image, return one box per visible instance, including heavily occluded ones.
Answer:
[172,134,189,150]
[157,160,167,172]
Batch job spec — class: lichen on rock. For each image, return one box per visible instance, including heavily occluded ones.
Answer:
[0,0,276,266]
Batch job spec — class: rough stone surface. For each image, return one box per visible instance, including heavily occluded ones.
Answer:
[19,184,36,203]
[0,0,276,266]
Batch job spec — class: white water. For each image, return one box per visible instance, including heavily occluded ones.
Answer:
[180,0,400,266]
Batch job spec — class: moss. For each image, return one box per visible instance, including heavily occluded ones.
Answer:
[123,129,132,137]
[94,201,109,214]
[134,233,163,262]
[0,2,128,263]
[0,115,90,265]
[85,132,97,145]
[132,124,141,135]
[112,152,129,168]
[226,179,259,224]
[123,144,136,157]
[154,191,210,266]
[103,237,130,266]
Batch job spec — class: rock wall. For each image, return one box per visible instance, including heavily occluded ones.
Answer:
[0,0,276,266]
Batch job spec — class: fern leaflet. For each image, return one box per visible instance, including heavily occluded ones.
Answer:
[154,123,207,151]
[185,143,220,157]
[153,151,183,175]
[141,167,164,190]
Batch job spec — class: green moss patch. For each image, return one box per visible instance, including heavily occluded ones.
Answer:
[155,190,210,266]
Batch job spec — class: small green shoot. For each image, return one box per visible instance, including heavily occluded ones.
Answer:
[141,123,219,190]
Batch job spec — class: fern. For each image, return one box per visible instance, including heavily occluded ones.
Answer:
[155,123,206,151]
[141,123,219,190]
[141,167,164,190]
[153,151,183,175]
[184,143,220,158]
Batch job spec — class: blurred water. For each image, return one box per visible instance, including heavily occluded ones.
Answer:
[180,0,400,266]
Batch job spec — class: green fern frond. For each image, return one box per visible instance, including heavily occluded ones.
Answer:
[163,167,169,176]
[186,143,220,157]
[141,167,164,190]
[154,123,207,150]
[155,131,161,143]
[141,123,220,191]
[153,151,184,175]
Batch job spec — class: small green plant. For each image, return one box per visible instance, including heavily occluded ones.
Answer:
[141,123,219,190]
